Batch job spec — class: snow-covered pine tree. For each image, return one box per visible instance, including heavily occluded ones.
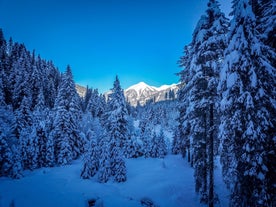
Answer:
[5,42,21,105]
[0,135,22,179]
[122,114,137,158]
[0,31,13,106]
[0,29,64,171]
[20,126,38,170]
[15,95,33,137]
[30,53,43,109]
[0,29,6,55]
[45,113,55,167]
[69,94,84,156]
[42,60,61,109]
[253,0,276,50]
[98,136,112,183]
[81,86,92,112]
[35,122,48,168]
[138,114,148,135]
[129,137,143,158]
[177,46,194,165]
[51,105,73,165]
[200,1,229,205]
[103,76,128,181]
[16,95,38,171]
[157,129,167,158]
[149,131,158,158]
[32,88,49,167]
[105,76,129,156]
[0,79,19,177]
[12,48,32,110]
[149,130,167,158]
[51,65,82,165]
[140,124,153,158]
[172,89,188,157]
[0,73,6,107]
[80,116,107,179]
[86,89,102,118]
[10,144,23,179]
[113,148,127,182]
[171,126,181,155]
[0,132,13,176]
[218,0,276,206]
[81,139,99,179]
[178,0,229,204]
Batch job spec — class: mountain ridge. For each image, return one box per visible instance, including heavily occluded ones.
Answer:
[76,82,180,106]
[124,82,179,106]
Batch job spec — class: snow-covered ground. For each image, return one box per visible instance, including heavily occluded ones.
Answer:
[0,155,228,207]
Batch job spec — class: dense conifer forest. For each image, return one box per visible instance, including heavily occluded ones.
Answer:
[0,0,275,206]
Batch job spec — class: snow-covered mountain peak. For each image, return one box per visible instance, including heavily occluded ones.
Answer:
[127,82,157,94]
[125,82,180,106]
[156,83,178,91]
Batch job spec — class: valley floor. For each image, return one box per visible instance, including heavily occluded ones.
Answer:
[0,155,229,207]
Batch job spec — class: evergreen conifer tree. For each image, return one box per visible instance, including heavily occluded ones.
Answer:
[178,0,229,204]
[51,65,82,165]
[105,76,129,154]
[140,124,152,158]
[15,95,32,137]
[0,132,13,176]
[113,150,127,182]
[0,91,17,177]
[157,129,167,158]
[51,106,73,165]
[218,0,276,206]
[103,76,128,181]
[81,139,99,179]
[45,121,55,167]
[20,127,38,170]
[10,144,23,179]
[98,137,112,183]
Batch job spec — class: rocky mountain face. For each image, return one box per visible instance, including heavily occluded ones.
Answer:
[76,84,87,97]
[76,82,180,106]
[124,82,180,106]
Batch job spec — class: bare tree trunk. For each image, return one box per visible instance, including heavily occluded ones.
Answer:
[208,103,214,207]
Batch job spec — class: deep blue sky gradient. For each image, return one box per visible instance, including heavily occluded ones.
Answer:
[0,0,231,92]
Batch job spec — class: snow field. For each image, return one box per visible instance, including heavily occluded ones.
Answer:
[0,155,204,207]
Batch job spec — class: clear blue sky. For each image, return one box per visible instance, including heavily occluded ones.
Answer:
[0,0,231,93]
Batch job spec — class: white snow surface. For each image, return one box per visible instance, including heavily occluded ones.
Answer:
[0,155,229,207]
[157,84,178,91]
[127,82,157,95]
[126,82,177,94]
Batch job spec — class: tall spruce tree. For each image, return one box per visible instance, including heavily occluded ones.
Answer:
[81,139,99,179]
[178,0,229,204]
[86,89,103,118]
[218,0,276,206]
[0,74,21,177]
[105,76,129,156]
[32,88,48,167]
[12,48,32,110]
[51,106,73,165]
[172,85,190,159]
[0,96,17,177]
[51,66,82,165]
[104,76,128,181]
[15,95,33,137]
[97,135,112,183]
[252,0,276,50]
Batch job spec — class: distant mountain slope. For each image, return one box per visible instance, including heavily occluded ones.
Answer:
[77,82,180,106]
[124,82,180,106]
[76,84,86,97]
